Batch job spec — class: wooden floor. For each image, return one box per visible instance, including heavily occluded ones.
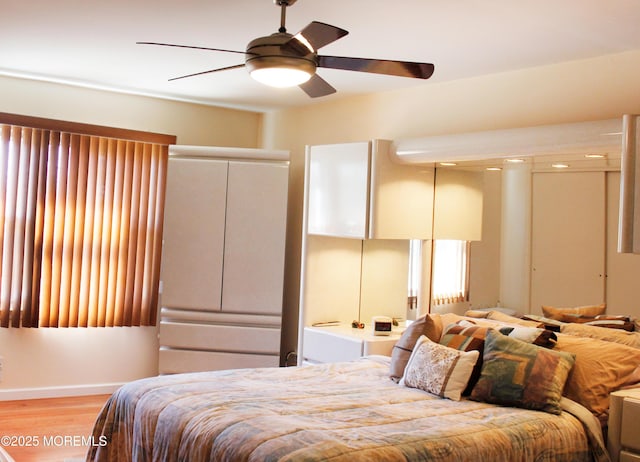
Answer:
[0,394,110,462]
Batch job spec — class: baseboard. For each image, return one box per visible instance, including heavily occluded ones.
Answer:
[0,383,123,401]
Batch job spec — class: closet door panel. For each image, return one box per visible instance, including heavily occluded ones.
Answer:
[161,158,228,311]
[530,172,605,313]
[222,161,289,315]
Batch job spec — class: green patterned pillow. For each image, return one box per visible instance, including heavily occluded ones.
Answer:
[470,330,575,414]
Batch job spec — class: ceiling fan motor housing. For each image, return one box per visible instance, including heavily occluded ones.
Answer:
[245,33,317,77]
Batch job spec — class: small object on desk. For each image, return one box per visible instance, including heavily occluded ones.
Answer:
[372,316,393,336]
[311,321,342,327]
[352,320,365,329]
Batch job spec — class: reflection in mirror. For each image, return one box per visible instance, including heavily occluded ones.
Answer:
[436,154,640,320]
[432,240,470,305]
[407,240,421,321]
[359,239,410,326]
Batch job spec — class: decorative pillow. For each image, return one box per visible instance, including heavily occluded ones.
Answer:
[541,303,606,321]
[389,314,440,382]
[522,314,565,331]
[582,316,634,331]
[470,330,575,415]
[486,310,544,328]
[441,321,490,339]
[464,309,491,318]
[554,333,640,424]
[557,314,634,331]
[400,335,479,401]
[445,320,557,348]
[439,323,488,395]
[439,322,558,396]
[560,323,640,348]
[497,326,557,348]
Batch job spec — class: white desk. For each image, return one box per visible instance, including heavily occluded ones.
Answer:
[303,324,402,364]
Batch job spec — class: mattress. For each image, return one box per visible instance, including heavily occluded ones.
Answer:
[88,356,609,462]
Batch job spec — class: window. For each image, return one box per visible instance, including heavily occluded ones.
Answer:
[0,113,175,328]
[431,240,470,305]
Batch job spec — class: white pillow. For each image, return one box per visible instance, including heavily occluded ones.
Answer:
[400,335,479,401]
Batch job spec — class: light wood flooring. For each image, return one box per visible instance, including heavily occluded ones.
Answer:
[0,394,110,462]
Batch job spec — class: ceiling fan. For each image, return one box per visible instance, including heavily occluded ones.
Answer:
[138,0,435,98]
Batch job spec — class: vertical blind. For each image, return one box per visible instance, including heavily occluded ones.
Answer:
[0,118,173,328]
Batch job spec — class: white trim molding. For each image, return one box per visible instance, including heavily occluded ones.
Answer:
[0,383,123,401]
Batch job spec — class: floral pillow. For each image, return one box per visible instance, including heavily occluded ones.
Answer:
[470,330,575,414]
[400,335,479,401]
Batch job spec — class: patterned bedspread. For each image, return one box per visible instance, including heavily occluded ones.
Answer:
[87,356,609,462]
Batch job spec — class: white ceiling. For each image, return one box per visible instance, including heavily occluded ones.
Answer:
[2,0,640,112]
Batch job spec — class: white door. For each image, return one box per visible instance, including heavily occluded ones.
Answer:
[221,161,289,315]
[530,171,605,313]
[160,158,228,311]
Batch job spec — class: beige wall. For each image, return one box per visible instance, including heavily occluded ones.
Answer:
[0,75,263,147]
[264,50,640,357]
[0,75,263,397]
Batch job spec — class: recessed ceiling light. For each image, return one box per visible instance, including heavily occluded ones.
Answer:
[505,158,525,163]
[584,154,606,158]
[486,167,502,171]
[439,162,457,166]
[552,163,570,169]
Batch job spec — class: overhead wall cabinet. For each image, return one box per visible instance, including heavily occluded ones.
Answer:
[159,146,289,374]
[306,140,435,239]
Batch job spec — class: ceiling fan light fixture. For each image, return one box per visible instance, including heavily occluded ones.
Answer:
[246,51,316,88]
[250,66,312,88]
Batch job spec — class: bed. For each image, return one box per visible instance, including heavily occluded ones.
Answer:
[87,311,640,462]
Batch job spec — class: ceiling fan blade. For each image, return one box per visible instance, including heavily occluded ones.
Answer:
[168,64,245,81]
[299,74,336,98]
[137,41,248,55]
[318,55,434,79]
[293,21,348,51]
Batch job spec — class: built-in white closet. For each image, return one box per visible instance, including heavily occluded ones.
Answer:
[159,146,289,374]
